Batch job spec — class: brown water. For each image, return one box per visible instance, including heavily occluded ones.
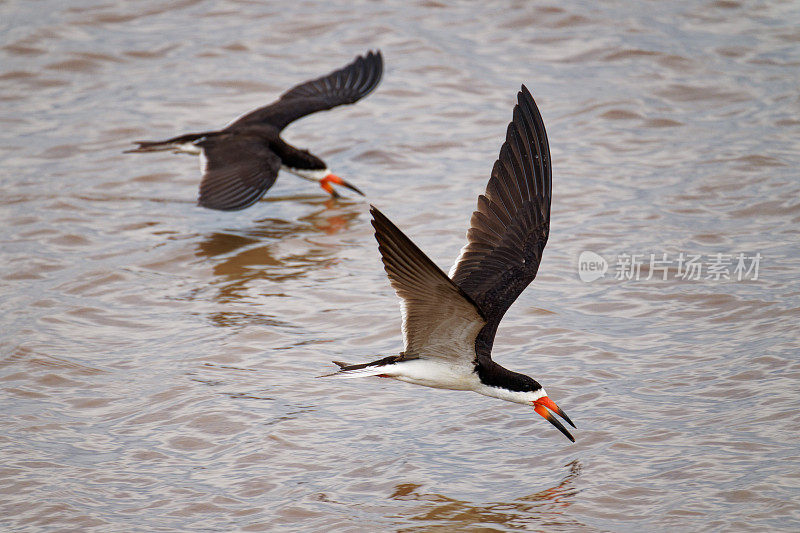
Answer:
[2,1,799,531]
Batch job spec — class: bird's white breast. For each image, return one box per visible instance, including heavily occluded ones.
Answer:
[198,150,208,174]
[382,358,481,391]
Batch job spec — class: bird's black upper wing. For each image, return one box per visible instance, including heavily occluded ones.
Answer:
[448,86,552,360]
[196,135,282,211]
[227,50,383,131]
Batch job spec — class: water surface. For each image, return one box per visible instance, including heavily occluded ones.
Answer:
[2,0,799,531]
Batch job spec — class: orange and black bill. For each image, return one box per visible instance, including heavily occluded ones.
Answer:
[321,174,365,197]
[534,396,575,442]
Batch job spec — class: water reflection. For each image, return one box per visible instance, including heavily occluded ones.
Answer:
[194,198,362,303]
[296,197,360,235]
[391,460,583,530]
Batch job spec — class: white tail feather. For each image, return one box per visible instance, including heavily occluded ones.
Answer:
[317,366,389,379]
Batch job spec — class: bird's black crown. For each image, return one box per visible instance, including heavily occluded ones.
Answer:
[475,361,543,393]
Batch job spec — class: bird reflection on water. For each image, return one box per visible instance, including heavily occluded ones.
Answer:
[389,460,583,529]
[192,198,362,325]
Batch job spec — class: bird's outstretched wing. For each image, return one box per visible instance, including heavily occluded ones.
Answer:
[196,135,282,211]
[371,206,486,362]
[448,86,552,359]
[228,50,383,131]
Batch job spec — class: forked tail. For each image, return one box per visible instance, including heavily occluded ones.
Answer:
[317,356,404,378]
[124,133,208,153]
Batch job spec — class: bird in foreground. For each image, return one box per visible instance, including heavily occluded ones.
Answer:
[325,86,575,442]
[126,50,382,210]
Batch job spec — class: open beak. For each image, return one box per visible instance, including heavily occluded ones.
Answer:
[320,173,365,197]
[533,396,576,442]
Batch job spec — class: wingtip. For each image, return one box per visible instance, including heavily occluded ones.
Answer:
[364,50,383,91]
[369,204,386,220]
[369,204,382,232]
[369,205,396,235]
[517,84,536,112]
[514,83,538,120]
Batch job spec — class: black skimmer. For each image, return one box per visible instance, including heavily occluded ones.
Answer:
[126,50,382,211]
[326,86,575,442]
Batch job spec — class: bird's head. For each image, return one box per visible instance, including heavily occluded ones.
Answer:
[475,370,576,442]
[511,376,575,443]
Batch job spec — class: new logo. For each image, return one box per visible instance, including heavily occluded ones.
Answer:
[578,251,608,283]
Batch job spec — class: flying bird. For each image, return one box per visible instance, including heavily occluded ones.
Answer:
[127,50,382,210]
[326,86,575,442]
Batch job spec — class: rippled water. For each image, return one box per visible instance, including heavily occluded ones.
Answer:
[2,0,799,531]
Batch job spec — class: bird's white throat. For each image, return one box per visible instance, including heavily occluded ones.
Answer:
[472,383,549,405]
[282,166,330,182]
